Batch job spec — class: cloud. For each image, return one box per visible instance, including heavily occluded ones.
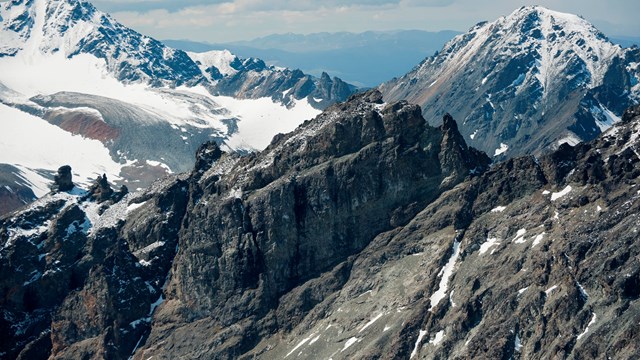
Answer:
[92,0,229,13]
[99,0,638,43]
[94,0,455,14]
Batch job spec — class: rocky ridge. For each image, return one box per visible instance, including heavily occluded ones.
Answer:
[1,93,639,359]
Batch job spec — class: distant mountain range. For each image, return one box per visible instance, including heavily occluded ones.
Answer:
[380,6,640,158]
[166,31,638,89]
[164,30,461,87]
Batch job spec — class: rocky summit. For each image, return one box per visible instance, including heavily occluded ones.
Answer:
[1,92,640,359]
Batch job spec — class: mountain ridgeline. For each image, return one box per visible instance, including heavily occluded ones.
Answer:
[381,6,640,159]
[2,90,640,359]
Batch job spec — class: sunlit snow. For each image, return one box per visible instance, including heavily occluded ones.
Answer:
[577,313,597,340]
[0,103,126,195]
[494,143,509,157]
[429,330,445,346]
[479,237,500,255]
[429,241,461,310]
[410,330,427,359]
[551,185,572,201]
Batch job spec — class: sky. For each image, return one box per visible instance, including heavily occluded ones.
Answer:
[89,0,639,43]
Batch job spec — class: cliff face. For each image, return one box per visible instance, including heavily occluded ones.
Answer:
[2,93,639,359]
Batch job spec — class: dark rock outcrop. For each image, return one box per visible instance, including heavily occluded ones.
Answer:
[87,174,113,203]
[2,91,640,359]
[52,165,74,192]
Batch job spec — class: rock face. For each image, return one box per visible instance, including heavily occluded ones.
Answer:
[380,6,640,159]
[52,165,73,192]
[1,90,640,359]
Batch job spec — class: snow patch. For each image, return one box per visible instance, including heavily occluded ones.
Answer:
[410,330,428,359]
[531,233,545,248]
[429,330,445,346]
[512,228,527,244]
[341,337,359,352]
[557,133,581,147]
[309,335,320,345]
[551,185,572,201]
[518,287,529,295]
[449,290,456,308]
[591,104,621,131]
[429,240,461,310]
[515,334,523,352]
[479,237,500,255]
[577,282,589,299]
[494,143,509,157]
[491,206,506,213]
[285,335,313,358]
[577,313,597,340]
[126,201,147,213]
[359,313,384,333]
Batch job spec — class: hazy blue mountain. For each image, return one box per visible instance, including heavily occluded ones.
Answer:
[164,30,461,87]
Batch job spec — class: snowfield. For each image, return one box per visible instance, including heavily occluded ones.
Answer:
[0,103,126,195]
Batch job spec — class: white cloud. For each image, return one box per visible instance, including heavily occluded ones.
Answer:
[100,0,639,43]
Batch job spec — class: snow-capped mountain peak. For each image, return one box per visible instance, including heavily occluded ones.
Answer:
[430,6,622,95]
[0,0,357,216]
[188,50,240,81]
[1,0,204,85]
[381,6,639,158]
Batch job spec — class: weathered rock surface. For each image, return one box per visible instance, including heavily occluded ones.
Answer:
[1,90,640,359]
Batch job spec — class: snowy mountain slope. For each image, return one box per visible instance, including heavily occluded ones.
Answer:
[0,0,355,102]
[0,0,354,215]
[380,6,640,158]
[0,102,127,196]
[0,0,203,85]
